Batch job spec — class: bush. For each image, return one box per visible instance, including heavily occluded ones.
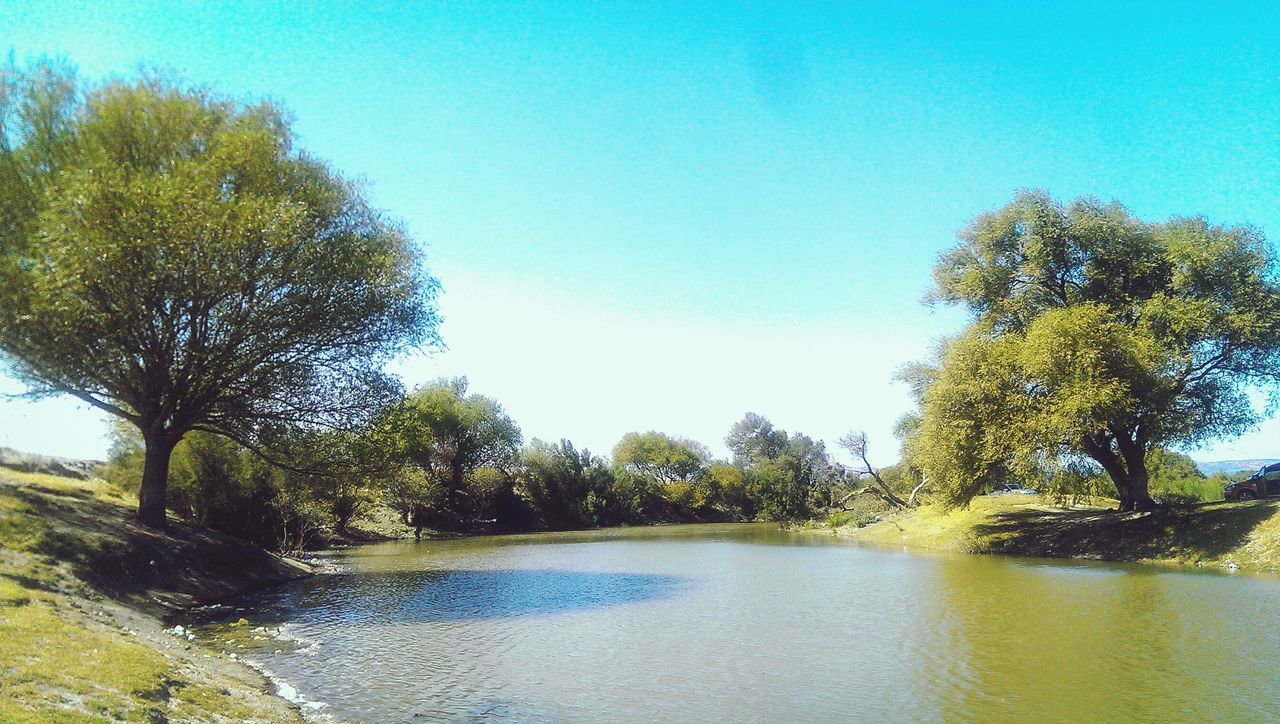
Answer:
[826,510,856,528]
[705,463,750,516]
[825,495,890,529]
[663,481,697,509]
[1152,476,1222,504]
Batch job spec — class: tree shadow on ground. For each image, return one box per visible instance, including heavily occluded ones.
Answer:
[972,500,1280,563]
[1,478,308,615]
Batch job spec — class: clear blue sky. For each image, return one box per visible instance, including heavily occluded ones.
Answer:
[4,1,1280,464]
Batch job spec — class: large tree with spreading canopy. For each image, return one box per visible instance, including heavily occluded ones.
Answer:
[0,61,438,527]
[912,191,1280,511]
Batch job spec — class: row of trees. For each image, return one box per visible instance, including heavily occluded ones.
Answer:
[5,59,1269,547]
[102,378,884,548]
[0,60,896,546]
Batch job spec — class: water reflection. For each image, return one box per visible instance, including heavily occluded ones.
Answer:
[229,568,690,625]
[919,553,1267,722]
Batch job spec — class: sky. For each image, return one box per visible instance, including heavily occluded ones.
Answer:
[3,1,1280,465]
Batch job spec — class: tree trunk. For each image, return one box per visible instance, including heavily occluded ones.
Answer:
[138,433,177,529]
[1084,434,1145,512]
[1130,472,1155,511]
[1115,434,1156,512]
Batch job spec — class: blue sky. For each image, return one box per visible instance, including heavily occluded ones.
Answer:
[4,1,1280,464]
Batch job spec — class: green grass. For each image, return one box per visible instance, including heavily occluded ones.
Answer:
[0,588,167,721]
[0,584,284,721]
[824,493,1280,572]
[0,469,303,722]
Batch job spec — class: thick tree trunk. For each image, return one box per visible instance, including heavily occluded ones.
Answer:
[1115,435,1156,512]
[138,433,177,529]
[1115,483,1135,512]
[1126,467,1156,511]
[1085,439,1134,511]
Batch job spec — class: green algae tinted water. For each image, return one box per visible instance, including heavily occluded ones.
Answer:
[204,524,1280,721]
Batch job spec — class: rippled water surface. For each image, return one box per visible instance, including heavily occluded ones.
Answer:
[204,523,1280,721]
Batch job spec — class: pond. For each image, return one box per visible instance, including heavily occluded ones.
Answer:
[201,523,1280,721]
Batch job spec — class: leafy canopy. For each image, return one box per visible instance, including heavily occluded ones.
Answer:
[612,431,709,484]
[913,191,1280,507]
[0,60,438,526]
[405,378,522,476]
[0,62,438,447]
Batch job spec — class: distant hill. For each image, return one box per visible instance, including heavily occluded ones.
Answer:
[0,447,101,480]
[1196,459,1280,476]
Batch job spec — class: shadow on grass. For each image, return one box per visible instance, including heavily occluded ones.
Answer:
[1,479,308,614]
[972,501,1280,562]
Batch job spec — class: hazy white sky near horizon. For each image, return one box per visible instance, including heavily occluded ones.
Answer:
[4,2,1280,465]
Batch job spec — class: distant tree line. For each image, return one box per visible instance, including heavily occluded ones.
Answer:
[102,377,894,550]
[6,60,1262,549]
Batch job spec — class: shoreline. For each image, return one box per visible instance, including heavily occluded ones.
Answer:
[796,494,1280,574]
[0,469,316,721]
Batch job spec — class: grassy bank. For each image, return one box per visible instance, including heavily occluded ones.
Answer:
[808,493,1280,573]
[0,469,311,722]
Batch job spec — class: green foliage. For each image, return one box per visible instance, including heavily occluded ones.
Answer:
[103,426,317,549]
[725,413,788,466]
[747,459,810,521]
[663,481,698,509]
[169,433,281,543]
[0,60,438,525]
[722,414,842,521]
[1145,448,1204,485]
[612,431,709,484]
[913,191,1280,510]
[396,378,523,532]
[519,440,614,530]
[705,463,750,514]
[1145,448,1217,504]
[592,469,655,525]
[825,495,889,529]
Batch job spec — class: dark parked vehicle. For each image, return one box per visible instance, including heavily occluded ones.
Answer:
[1223,463,1280,501]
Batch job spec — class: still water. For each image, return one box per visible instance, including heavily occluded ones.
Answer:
[206,523,1280,722]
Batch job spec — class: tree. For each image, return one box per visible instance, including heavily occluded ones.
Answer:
[612,431,709,484]
[725,412,788,466]
[1144,448,1204,487]
[915,191,1280,511]
[705,463,749,515]
[722,413,839,520]
[0,62,438,527]
[400,378,521,533]
[272,421,405,536]
[836,431,908,508]
[519,439,613,530]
